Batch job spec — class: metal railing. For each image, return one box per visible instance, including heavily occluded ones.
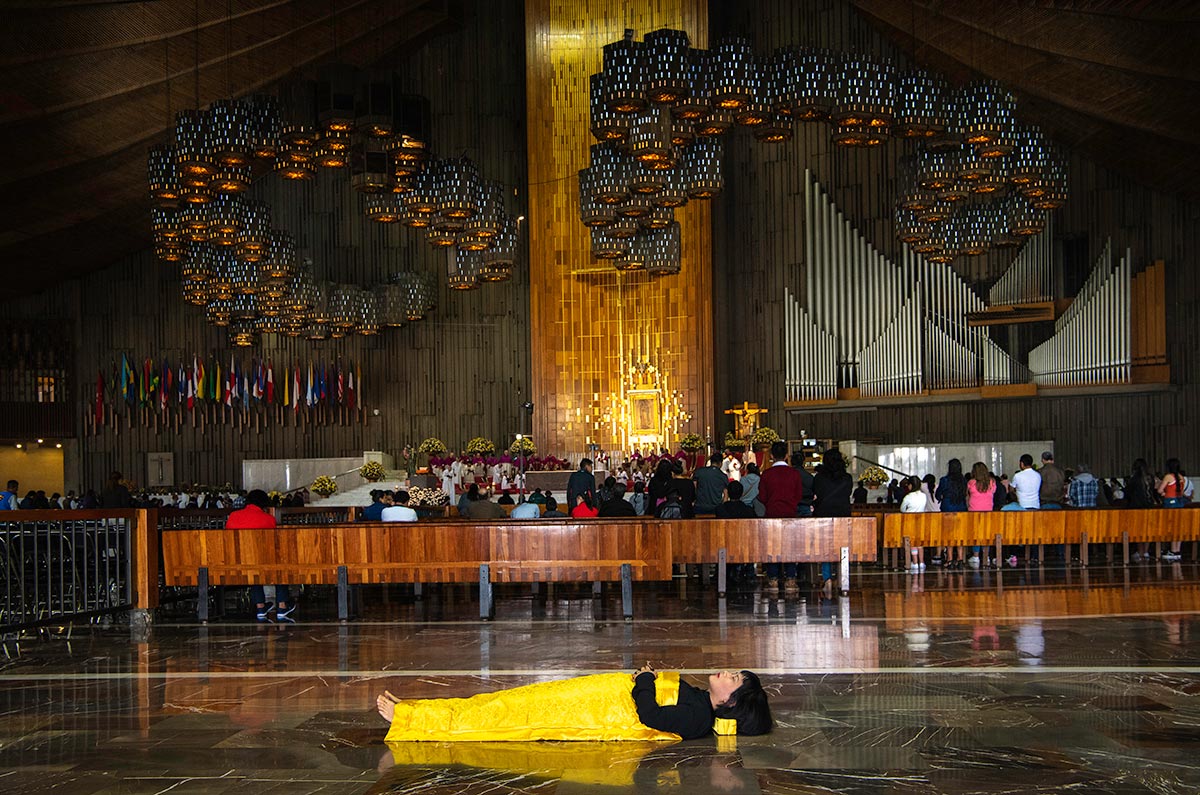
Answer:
[1,510,135,632]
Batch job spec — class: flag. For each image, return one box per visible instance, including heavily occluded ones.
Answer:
[346,366,355,411]
[356,361,362,409]
[251,360,262,401]
[242,367,249,409]
[139,358,148,405]
[188,357,197,411]
[94,370,105,425]
[160,359,169,410]
[266,362,275,404]
[306,361,314,407]
[120,354,131,404]
[293,364,301,412]
[337,364,345,406]
[280,365,287,407]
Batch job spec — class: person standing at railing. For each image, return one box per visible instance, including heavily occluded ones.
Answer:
[760,441,804,595]
[100,471,133,508]
[1157,458,1188,562]
[226,489,296,621]
[0,480,17,510]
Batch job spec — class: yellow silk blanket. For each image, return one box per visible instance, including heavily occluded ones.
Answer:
[384,672,682,743]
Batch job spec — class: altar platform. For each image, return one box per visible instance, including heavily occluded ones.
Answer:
[3,563,1200,794]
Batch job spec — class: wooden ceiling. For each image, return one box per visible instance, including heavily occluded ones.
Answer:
[1,1,1197,294]
[0,0,454,296]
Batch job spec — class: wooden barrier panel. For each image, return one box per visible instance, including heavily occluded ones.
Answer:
[161,520,674,587]
[669,517,877,564]
[884,508,1200,548]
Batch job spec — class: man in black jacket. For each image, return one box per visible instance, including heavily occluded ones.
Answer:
[567,458,596,508]
[599,482,637,516]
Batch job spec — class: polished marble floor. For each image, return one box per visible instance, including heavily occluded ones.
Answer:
[4,562,1200,794]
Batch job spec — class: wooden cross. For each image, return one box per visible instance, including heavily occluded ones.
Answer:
[724,401,767,437]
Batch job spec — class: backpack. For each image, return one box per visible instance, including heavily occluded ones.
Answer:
[657,499,682,519]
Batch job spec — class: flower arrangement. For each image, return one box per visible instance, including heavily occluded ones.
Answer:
[465,436,496,456]
[407,486,449,508]
[359,461,385,482]
[418,437,447,455]
[311,475,338,497]
[678,433,705,452]
[860,465,889,488]
[750,427,781,447]
[509,437,536,456]
[267,490,284,506]
[723,430,746,449]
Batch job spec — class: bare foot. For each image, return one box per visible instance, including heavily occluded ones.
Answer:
[376,690,399,723]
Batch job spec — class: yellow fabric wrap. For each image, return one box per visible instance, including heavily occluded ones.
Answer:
[654,671,680,706]
[713,718,738,736]
[386,740,664,787]
[384,673,682,743]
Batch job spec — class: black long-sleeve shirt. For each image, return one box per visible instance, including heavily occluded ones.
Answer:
[631,672,714,740]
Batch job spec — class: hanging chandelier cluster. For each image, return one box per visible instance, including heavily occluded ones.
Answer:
[147,67,519,343]
[583,29,1069,269]
[365,156,522,288]
[579,29,726,273]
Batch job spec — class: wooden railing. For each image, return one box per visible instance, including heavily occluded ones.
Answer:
[154,516,876,619]
[884,508,1200,565]
[160,519,674,620]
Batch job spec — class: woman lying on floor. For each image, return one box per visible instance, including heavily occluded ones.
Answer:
[376,665,772,742]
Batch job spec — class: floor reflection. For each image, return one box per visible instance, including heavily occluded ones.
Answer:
[2,564,1200,794]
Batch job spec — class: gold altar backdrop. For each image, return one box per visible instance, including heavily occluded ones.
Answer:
[525,0,714,456]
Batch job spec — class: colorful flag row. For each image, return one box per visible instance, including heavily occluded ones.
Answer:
[95,355,365,424]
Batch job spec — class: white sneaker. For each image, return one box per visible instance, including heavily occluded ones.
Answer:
[967,556,980,569]
[918,563,926,572]
[909,563,919,573]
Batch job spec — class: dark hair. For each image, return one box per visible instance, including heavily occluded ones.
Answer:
[5,480,16,490]
[545,497,558,510]
[580,458,593,468]
[1166,457,1183,479]
[1019,454,1034,468]
[713,671,772,736]
[633,481,644,493]
[614,482,627,497]
[727,480,744,500]
[770,441,788,460]
[943,458,967,504]
[745,463,759,475]
[245,489,271,509]
[604,476,616,489]
[671,461,684,475]
[653,459,674,481]
[710,453,723,465]
[467,483,481,500]
[790,451,805,467]
[577,492,594,509]
[395,490,409,505]
[822,449,847,478]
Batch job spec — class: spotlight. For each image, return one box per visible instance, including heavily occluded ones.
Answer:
[55,443,63,449]
[15,443,21,449]
[36,438,43,444]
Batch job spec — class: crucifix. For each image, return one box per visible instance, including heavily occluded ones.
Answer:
[724,401,767,440]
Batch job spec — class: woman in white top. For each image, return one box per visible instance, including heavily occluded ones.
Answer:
[899,476,927,571]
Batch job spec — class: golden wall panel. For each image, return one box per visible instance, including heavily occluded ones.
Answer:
[525,0,713,458]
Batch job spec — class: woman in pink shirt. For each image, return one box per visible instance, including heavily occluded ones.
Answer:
[965,462,997,567]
